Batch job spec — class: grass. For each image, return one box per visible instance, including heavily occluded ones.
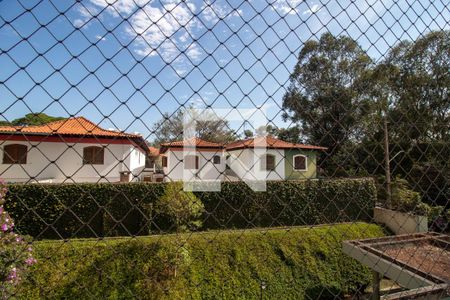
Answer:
[16,222,385,299]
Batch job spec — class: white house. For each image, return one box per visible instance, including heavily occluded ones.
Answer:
[0,117,148,183]
[225,136,327,181]
[156,136,326,182]
[159,138,225,182]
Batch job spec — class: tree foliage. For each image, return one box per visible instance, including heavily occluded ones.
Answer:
[283,30,449,205]
[0,113,65,126]
[282,33,373,157]
[384,30,450,143]
[152,108,237,145]
[156,182,204,232]
[247,125,304,144]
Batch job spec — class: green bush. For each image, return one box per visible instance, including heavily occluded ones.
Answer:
[6,179,376,238]
[155,182,204,232]
[197,179,376,229]
[16,223,384,299]
[5,183,166,239]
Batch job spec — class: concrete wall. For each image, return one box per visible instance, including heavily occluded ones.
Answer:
[284,149,317,179]
[0,140,145,183]
[163,149,225,182]
[227,148,285,180]
[374,207,428,235]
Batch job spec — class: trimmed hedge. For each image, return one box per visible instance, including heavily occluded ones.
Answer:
[16,223,384,299]
[5,183,167,239]
[198,179,375,229]
[5,179,376,238]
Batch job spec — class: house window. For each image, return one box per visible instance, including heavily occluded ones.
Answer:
[213,155,221,164]
[3,144,27,164]
[162,156,168,168]
[184,155,199,170]
[293,155,307,171]
[261,154,276,171]
[83,146,104,165]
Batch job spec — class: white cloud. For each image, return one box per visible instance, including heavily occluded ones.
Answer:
[77,0,245,74]
[95,34,106,41]
[303,4,321,15]
[189,97,206,108]
[270,0,303,15]
[73,5,97,28]
[82,0,204,74]
[200,0,243,25]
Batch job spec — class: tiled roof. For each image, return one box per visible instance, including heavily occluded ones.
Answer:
[225,136,327,151]
[0,117,141,138]
[148,146,159,156]
[160,137,223,148]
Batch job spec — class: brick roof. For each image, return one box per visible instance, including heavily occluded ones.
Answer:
[0,117,140,138]
[148,146,159,156]
[225,136,327,151]
[160,137,223,149]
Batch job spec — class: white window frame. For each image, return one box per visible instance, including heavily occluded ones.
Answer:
[293,154,307,171]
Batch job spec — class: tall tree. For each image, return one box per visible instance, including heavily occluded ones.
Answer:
[251,125,303,144]
[152,108,237,145]
[384,30,449,143]
[8,113,65,126]
[282,33,373,159]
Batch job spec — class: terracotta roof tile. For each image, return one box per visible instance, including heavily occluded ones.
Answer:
[160,137,223,148]
[225,136,327,151]
[0,117,140,138]
[148,146,159,156]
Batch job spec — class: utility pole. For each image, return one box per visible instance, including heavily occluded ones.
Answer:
[383,116,391,208]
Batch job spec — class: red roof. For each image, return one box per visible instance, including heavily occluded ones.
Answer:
[148,146,159,156]
[160,137,223,149]
[225,136,327,151]
[0,117,140,138]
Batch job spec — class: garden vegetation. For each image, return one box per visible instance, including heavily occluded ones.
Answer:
[16,223,384,299]
[5,178,376,239]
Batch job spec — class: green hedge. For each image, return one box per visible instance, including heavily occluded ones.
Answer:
[17,223,384,299]
[198,179,375,229]
[5,183,167,239]
[5,179,376,238]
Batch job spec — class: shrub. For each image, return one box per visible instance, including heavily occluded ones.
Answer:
[197,179,376,229]
[0,183,36,298]
[6,179,376,238]
[17,223,384,299]
[155,182,204,232]
[391,178,425,213]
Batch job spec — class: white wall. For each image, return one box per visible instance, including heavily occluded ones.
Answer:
[374,207,428,234]
[163,149,225,182]
[227,148,285,180]
[0,140,145,183]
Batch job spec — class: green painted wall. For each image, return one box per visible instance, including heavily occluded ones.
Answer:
[284,149,317,179]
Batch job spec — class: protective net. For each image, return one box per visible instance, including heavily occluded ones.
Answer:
[0,0,449,298]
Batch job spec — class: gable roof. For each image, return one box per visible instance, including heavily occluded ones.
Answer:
[0,117,140,138]
[148,146,159,156]
[0,117,149,154]
[225,136,327,151]
[160,137,223,148]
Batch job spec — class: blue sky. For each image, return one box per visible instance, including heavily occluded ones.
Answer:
[0,0,448,141]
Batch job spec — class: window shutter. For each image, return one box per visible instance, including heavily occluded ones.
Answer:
[162,156,168,167]
[213,155,221,164]
[83,146,104,165]
[267,155,275,170]
[294,156,306,170]
[262,154,275,171]
[3,144,27,164]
